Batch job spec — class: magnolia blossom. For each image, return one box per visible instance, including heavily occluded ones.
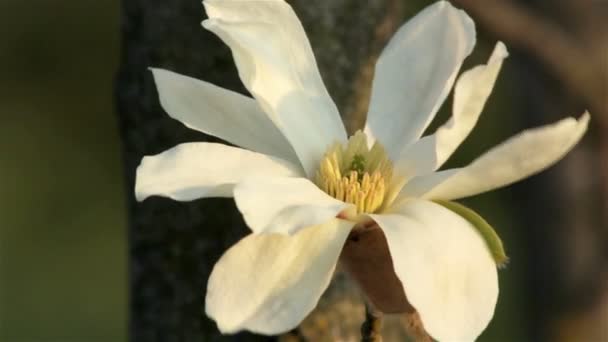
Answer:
[135,0,589,340]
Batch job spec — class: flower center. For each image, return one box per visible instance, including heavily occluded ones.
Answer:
[315,131,393,213]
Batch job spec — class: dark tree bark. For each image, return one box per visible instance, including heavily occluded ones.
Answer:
[115,0,407,340]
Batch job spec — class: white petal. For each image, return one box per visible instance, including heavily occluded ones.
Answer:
[371,199,498,341]
[364,1,476,158]
[202,0,347,177]
[396,42,508,178]
[234,176,354,235]
[401,112,590,200]
[205,218,354,335]
[135,143,302,201]
[150,68,299,164]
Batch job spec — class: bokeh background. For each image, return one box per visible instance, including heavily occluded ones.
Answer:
[0,0,126,340]
[0,0,605,341]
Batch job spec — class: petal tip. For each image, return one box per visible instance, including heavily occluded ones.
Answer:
[134,188,148,202]
[133,191,147,202]
[149,68,178,88]
[494,41,509,59]
[134,195,147,202]
[205,297,240,335]
[148,67,166,81]
[134,158,152,202]
[569,111,591,139]
[574,111,591,138]
[580,111,591,124]
[437,0,449,8]
[201,18,213,29]
[445,0,477,50]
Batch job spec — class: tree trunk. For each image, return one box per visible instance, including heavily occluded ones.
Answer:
[116,0,406,340]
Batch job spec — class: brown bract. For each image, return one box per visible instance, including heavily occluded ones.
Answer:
[340,222,413,314]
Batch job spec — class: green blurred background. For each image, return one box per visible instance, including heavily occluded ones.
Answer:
[0,0,126,340]
[0,0,605,341]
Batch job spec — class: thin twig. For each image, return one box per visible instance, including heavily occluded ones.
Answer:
[361,304,383,342]
[451,0,605,115]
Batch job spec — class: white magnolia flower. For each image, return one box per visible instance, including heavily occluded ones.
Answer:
[135,0,589,340]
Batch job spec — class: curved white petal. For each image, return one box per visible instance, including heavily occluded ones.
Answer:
[234,177,354,235]
[150,68,299,164]
[205,218,354,335]
[203,0,347,177]
[135,143,302,201]
[365,1,476,158]
[371,199,498,341]
[401,112,590,200]
[396,42,508,178]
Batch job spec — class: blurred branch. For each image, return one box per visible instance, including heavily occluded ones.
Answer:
[555,0,608,43]
[452,0,606,118]
[452,0,608,219]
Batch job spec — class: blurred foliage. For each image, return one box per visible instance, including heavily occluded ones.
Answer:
[0,0,126,340]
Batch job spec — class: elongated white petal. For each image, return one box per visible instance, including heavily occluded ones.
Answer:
[234,177,354,235]
[396,42,508,178]
[365,1,476,158]
[401,112,590,200]
[205,218,354,335]
[371,199,498,341]
[150,68,299,164]
[203,0,347,177]
[135,143,302,201]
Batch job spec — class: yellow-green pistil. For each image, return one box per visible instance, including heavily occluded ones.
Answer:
[315,131,393,213]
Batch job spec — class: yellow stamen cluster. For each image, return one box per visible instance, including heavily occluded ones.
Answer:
[315,131,393,213]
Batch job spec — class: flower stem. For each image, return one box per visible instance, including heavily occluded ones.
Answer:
[361,304,383,342]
